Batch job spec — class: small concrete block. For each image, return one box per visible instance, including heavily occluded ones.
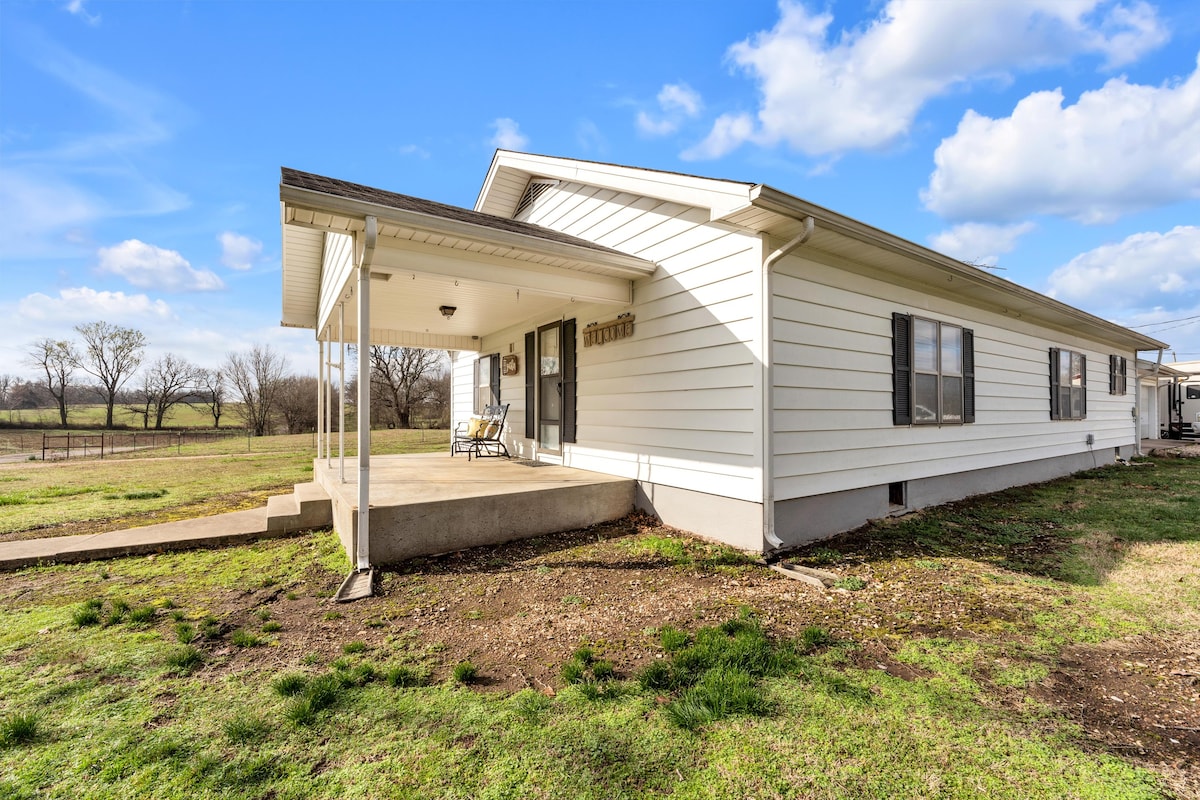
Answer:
[769,562,839,588]
[333,568,374,603]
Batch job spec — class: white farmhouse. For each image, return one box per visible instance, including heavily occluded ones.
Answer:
[279,151,1168,566]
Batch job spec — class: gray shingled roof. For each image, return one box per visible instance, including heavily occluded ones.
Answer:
[281,167,636,258]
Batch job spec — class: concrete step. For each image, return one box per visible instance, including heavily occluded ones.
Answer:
[267,483,332,533]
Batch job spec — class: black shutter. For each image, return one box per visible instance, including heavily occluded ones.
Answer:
[1080,354,1087,418]
[962,328,975,424]
[1049,348,1060,419]
[490,353,501,405]
[892,313,912,425]
[562,318,577,443]
[1109,354,1117,395]
[524,331,535,438]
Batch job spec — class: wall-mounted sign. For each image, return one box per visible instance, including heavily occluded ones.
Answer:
[583,314,634,347]
[501,354,520,376]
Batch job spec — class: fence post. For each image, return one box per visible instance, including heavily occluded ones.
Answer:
[42,433,46,462]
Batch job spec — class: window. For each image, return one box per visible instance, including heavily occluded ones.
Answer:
[1108,355,1128,395]
[1187,385,1200,401]
[474,354,499,414]
[892,313,975,425]
[1050,348,1086,420]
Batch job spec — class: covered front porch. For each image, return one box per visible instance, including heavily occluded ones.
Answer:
[279,167,656,588]
[313,453,635,565]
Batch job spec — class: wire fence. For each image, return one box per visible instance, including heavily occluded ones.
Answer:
[38,430,248,461]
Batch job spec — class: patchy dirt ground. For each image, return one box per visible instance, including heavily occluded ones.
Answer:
[91,512,1197,798]
[3,508,1195,797]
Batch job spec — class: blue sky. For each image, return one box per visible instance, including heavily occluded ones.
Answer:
[2,0,1199,378]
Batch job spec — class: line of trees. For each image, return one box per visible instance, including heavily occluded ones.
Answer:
[11,326,450,434]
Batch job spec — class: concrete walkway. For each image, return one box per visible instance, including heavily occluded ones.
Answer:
[0,482,333,571]
[0,509,279,571]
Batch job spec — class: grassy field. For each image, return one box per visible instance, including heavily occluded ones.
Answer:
[0,428,449,540]
[1,403,224,433]
[0,453,1196,798]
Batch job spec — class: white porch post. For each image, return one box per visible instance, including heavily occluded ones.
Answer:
[317,339,324,460]
[339,301,346,482]
[355,216,376,571]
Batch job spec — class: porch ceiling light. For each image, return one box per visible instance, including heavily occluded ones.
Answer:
[439,305,457,319]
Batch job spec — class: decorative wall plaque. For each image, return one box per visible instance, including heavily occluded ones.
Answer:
[501,354,520,376]
[583,314,634,347]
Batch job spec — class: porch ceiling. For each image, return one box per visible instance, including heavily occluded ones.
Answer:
[280,168,656,350]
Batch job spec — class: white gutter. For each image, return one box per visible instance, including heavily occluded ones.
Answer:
[761,217,815,552]
[355,216,377,572]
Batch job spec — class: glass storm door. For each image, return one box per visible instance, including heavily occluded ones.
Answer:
[538,322,561,451]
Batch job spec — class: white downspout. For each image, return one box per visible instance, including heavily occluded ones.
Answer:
[761,217,815,552]
[355,216,377,572]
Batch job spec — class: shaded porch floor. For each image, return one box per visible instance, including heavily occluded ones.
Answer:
[312,453,636,565]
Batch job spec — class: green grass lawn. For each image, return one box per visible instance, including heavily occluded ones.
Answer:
[0,456,1196,798]
[0,428,448,539]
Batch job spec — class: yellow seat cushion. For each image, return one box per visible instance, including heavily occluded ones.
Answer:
[466,417,488,438]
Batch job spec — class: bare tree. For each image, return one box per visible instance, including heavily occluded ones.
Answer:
[420,366,452,428]
[224,344,289,436]
[25,338,79,427]
[369,346,445,428]
[193,368,228,428]
[74,322,147,429]
[127,353,201,430]
[276,375,319,434]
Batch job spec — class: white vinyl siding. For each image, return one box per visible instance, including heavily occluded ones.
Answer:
[317,233,354,333]
[772,254,1137,501]
[452,181,765,502]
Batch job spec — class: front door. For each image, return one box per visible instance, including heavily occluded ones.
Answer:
[538,321,562,451]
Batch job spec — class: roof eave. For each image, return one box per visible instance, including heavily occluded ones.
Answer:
[748,185,1168,352]
[280,182,656,279]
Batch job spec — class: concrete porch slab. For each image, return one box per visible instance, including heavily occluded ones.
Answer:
[313,453,636,565]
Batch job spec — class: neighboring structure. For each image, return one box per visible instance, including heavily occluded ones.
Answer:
[279,152,1168,560]
[1149,360,1200,440]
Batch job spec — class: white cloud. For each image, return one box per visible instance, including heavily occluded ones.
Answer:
[65,0,100,25]
[218,232,263,271]
[924,55,1200,223]
[682,113,756,160]
[18,287,173,324]
[637,82,704,137]
[929,222,1037,266]
[489,118,529,151]
[1046,226,1200,309]
[687,0,1167,159]
[97,239,224,292]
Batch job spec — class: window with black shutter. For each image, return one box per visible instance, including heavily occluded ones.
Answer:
[1109,355,1127,395]
[1050,348,1087,420]
[894,312,974,425]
